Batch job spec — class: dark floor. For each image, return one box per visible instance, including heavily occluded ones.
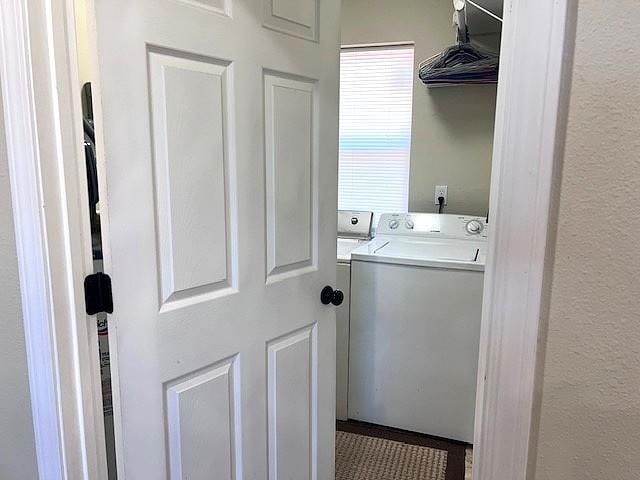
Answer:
[336,420,469,480]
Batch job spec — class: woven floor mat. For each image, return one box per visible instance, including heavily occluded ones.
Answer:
[336,430,447,480]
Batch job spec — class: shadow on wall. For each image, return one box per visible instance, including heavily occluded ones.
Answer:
[426,85,499,139]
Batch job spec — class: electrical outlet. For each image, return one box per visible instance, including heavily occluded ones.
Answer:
[434,185,448,205]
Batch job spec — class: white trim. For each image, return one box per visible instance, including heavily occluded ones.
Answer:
[473,0,574,479]
[0,0,65,476]
[0,0,107,478]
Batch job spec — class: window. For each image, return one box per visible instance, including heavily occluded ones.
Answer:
[338,45,414,218]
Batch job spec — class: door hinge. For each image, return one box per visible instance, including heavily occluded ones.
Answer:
[84,272,114,315]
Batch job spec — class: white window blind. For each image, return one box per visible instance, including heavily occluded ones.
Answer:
[338,45,414,218]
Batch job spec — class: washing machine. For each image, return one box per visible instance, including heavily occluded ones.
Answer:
[348,213,488,442]
[336,210,373,420]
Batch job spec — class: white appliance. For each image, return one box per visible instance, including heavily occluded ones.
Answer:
[348,213,488,442]
[336,210,373,420]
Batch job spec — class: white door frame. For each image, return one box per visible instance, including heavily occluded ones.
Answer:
[0,0,575,478]
[0,0,108,478]
[472,0,577,478]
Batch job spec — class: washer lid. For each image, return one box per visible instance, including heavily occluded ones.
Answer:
[337,237,371,262]
[351,238,486,271]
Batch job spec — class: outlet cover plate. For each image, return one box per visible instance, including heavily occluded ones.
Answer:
[435,185,448,205]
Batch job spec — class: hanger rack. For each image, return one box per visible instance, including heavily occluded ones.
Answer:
[418,0,501,87]
[466,0,502,23]
[454,0,502,43]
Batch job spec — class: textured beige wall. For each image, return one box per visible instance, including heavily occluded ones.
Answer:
[0,80,39,477]
[533,1,640,478]
[341,0,498,216]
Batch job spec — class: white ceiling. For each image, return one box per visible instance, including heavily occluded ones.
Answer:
[466,0,503,35]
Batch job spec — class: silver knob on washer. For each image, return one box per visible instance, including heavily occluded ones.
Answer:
[465,220,483,234]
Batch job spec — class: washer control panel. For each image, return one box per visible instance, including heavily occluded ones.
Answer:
[338,210,374,239]
[377,213,488,239]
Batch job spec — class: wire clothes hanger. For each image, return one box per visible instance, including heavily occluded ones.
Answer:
[418,0,500,86]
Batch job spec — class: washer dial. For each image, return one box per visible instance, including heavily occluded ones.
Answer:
[465,220,484,234]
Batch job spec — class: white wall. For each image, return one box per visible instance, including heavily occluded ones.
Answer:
[533,1,640,478]
[341,0,498,216]
[0,80,39,478]
[74,0,92,85]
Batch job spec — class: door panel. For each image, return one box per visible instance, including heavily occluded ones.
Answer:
[90,0,340,477]
[177,0,230,15]
[263,0,318,41]
[148,50,237,306]
[264,72,317,281]
[165,356,241,479]
[267,325,317,480]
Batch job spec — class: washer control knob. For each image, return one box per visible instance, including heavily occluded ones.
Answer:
[389,219,400,230]
[465,220,483,234]
[405,220,415,230]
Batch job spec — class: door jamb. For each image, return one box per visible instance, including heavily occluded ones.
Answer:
[0,0,108,478]
[473,0,576,478]
[0,0,575,478]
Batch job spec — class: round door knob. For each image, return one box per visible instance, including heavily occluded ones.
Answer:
[321,286,344,306]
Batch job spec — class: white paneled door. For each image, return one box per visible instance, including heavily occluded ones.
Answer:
[91,0,340,477]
